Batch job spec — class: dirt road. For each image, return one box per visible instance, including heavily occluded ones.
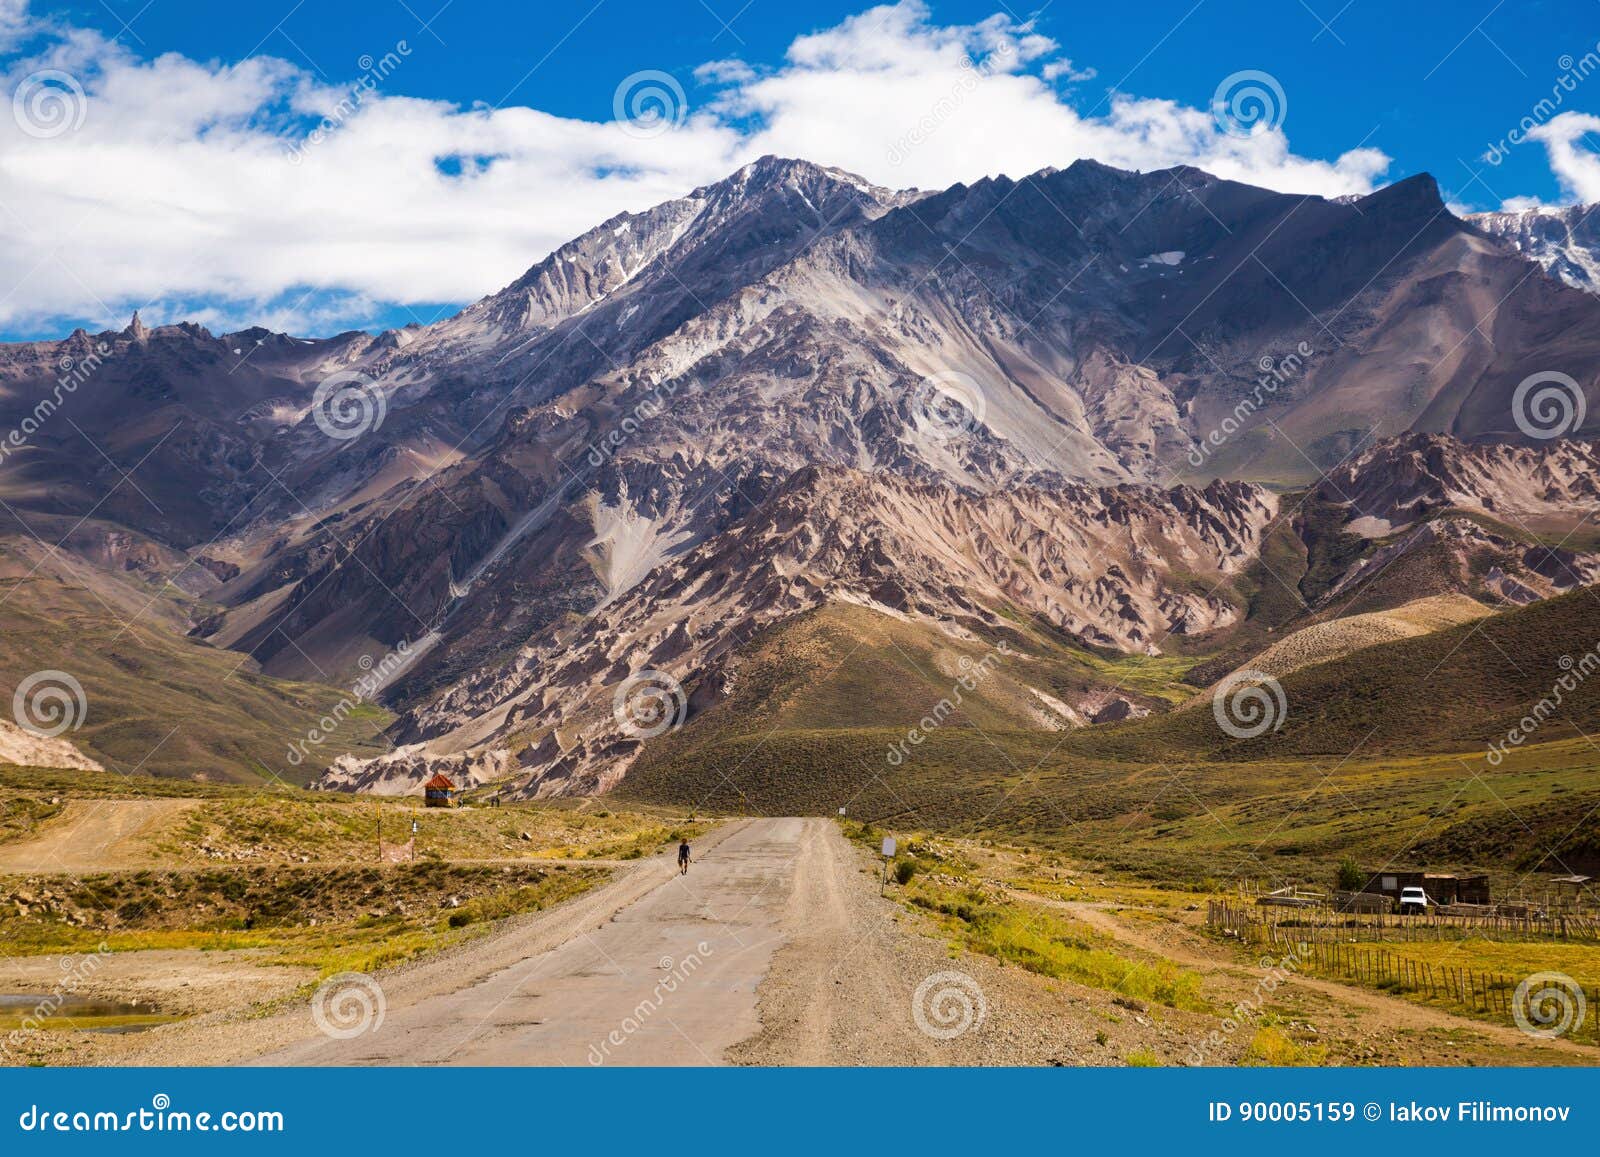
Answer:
[262,817,811,1065]
[91,816,1198,1068]
[0,799,196,873]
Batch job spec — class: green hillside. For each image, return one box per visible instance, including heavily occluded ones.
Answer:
[618,589,1600,884]
[0,571,393,784]
[619,600,1197,801]
[1078,583,1600,762]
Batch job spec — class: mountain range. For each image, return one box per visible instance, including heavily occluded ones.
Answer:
[1,155,1597,798]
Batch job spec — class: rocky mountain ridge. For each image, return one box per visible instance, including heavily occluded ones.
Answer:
[319,432,1600,797]
[2,156,1599,794]
[1469,201,1600,295]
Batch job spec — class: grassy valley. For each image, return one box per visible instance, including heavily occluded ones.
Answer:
[0,555,394,783]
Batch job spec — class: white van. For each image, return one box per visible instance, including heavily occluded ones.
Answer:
[1398,886,1430,915]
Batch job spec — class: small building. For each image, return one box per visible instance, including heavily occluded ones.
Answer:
[1360,870,1490,906]
[1550,875,1594,910]
[1334,890,1392,914]
[423,772,460,808]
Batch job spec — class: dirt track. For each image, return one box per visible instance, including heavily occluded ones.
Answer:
[256,817,1055,1066]
[0,799,196,873]
[1012,889,1593,1063]
[249,818,1228,1067]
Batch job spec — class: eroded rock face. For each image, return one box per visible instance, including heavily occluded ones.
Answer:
[1335,516,1600,602]
[311,745,508,796]
[47,158,1594,711]
[0,720,103,772]
[315,465,1278,796]
[312,428,1600,798]
[9,156,1600,797]
[1318,434,1600,531]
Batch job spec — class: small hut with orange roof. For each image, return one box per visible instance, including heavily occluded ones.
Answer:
[423,772,460,808]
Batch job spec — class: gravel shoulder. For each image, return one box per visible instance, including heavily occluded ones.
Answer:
[0,949,313,1022]
[730,821,1225,1066]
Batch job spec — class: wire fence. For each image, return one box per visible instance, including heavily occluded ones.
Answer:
[1206,900,1600,1046]
[1221,895,1600,944]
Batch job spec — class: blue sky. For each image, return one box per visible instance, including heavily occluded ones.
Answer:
[2,0,1597,338]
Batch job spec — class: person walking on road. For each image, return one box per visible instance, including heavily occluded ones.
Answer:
[677,838,692,875]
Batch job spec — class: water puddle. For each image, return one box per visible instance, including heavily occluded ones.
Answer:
[0,993,185,1034]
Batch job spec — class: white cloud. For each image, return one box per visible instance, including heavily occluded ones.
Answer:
[0,0,28,50]
[1497,195,1548,213]
[1041,59,1096,84]
[1525,111,1600,204]
[694,59,757,86]
[0,0,1393,335]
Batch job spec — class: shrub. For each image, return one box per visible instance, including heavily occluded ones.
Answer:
[1243,1026,1325,1066]
[1336,858,1364,892]
[894,859,920,886]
